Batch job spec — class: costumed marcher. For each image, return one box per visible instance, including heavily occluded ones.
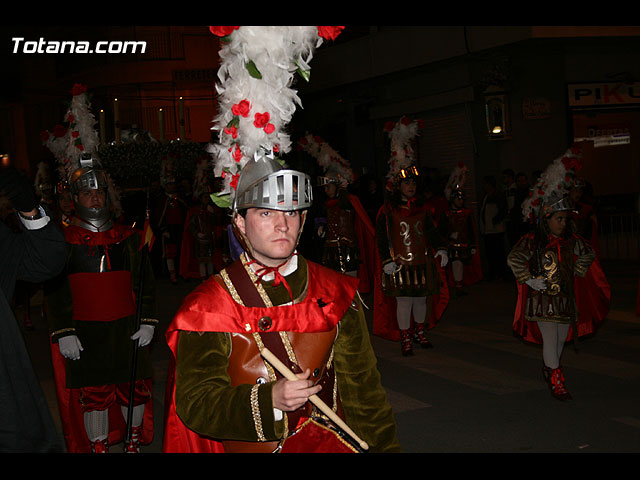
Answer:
[507,146,610,401]
[163,25,400,454]
[0,166,67,453]
[42,84,157,453]
[155,160,187,284]
[568,178,600,259]
[373,116,449,356]
[179,159,228,282]
[442,163,482,295]
[298,133,376,292]
[52,180,74,228]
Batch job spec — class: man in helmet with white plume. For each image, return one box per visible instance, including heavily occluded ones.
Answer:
[163,152,400,453]
[45,155,157,453]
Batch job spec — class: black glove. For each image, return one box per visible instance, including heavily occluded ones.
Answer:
[0,166,37,213]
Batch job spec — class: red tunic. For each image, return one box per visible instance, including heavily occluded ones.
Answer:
[49,223,154,453]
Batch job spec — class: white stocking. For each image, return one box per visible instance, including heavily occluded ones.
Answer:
[537,321,571,368]
[121,404,145,428]
[411,296,427,326]
[84,409,109,442]
[396,297,413,330]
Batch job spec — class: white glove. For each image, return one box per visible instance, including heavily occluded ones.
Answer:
[131,325,155,347]
[435,249,449,267]
[526,278,547,291]
[383,262,399,275]
[59,335,83,360]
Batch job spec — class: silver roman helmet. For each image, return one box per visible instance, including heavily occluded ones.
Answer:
[69,153,113,231]
[232,153,313,213]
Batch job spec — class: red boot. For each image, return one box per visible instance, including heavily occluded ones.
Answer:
[400,329,414,356]
[413,323,434,349]
[90,438,109,453]
[123,426,142,453]
[544,366,572,401]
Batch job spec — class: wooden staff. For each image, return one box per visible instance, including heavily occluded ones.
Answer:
[260,347,369,451]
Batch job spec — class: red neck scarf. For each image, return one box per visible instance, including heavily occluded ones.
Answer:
[245,254,297,302]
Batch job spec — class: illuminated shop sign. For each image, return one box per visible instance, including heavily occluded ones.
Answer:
[568,82,640,107]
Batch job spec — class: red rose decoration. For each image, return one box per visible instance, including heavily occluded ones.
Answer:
[53,124,67,137]
[40,130,50,142]
[317,26,344,41]
[384,121,395,132]
[72,131,79,138]
[224,125,238,139]
[230,173,240,190]
[209,26,240,37]
[253,112,271,129]
[71,83,87,96]
[263,123,275,134]
[232,144,243,162]
[232,99,251,117]
[400,116,412,126]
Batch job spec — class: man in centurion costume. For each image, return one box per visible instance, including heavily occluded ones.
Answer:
[163,154,400,453]
[507,147,610,401]
[163,25,399,453]
[373,117,449,356]
[298,134,376,292]
[441,163,482,295]
[45,156,157,452]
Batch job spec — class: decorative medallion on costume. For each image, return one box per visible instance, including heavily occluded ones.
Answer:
[442,162,482,294]
[297,133,376,292]
[372,116,449,355]
[507,145,610,401]
[163,26,398,454]
[42,84,156,452]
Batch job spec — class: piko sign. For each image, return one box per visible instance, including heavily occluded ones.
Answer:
[568,82,640,108]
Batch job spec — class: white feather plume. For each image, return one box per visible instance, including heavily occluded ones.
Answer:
[208,26,333,207]
[298,133,354,187]
[385,116,420,183]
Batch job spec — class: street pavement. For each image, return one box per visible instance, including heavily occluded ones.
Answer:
[16,259,640,454]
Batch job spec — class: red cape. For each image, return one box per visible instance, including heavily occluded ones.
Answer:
[372,204,449,342]
[512,259,611,344]
[162,259,359,453]
[53,223,153,453]
[346,194,377,294]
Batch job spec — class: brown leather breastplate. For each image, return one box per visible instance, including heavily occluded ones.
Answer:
[326,204,356,246]
[389,210,428,265]
[220,260,345,453]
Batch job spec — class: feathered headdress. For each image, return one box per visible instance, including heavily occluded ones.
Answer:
[41,83,100,184]
[444,162,468,201]
[297,133,354,187]
[521,145,583,223]
[207,26,344,208]
[383,115,423,187]
[40,84,121,217]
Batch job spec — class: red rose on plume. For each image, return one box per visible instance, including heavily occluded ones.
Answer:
[254,112,270,129]
[273,144,280,153]
[232,99,251,117]
[67,114,75,123]
[317,26,344,41]
[40,130,50,142]
[53,124,67,137]
[400,116,412,126]
[230,173,240,190]
[76,144,84,151]
[71,84,87,96]
[384,121,395,132]
[232,144,243,162]
[224,125,238,139]
[263,123,275,134]
[209,26,240,37]
[72,131,79,138]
